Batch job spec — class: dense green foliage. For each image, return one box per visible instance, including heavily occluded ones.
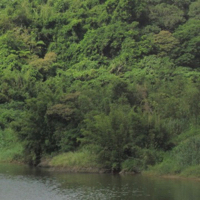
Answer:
[1,0,200,173]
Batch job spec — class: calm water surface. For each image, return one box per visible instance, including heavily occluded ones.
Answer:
[0,163,200,200]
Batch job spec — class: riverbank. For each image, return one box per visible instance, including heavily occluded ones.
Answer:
[142,164,200,181]
[38,153,200,179]
[2,157,200,181]
[38,158,108,174]
[37,150,110,173]
[142,171,200,182]
[1,146,200,179]
[39,158,200,180]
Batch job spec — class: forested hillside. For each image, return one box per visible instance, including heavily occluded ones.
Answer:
[1,0,200,174]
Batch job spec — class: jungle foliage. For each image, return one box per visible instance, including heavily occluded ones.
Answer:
[1,0,200,173]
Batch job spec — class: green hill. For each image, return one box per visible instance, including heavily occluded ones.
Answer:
[1,0,200,175]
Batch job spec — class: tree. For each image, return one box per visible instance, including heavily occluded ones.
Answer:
[148,3,185,30]
[154,30,179,57]
[173,19,200,68]
[81,105,139,172]
[188,0,200,19]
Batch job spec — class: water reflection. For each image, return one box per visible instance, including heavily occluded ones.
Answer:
[0,163,200,200]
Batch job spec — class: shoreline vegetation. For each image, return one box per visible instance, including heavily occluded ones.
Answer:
[2,157,200,182]
[1,149,200,181]
[1,0,200,178]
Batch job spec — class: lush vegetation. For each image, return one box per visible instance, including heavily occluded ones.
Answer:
[1,0,200,175]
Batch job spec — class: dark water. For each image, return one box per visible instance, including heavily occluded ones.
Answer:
[0,164,200,200]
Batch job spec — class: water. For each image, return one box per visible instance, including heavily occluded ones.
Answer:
[0,163,200,200]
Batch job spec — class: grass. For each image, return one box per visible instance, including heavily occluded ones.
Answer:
[147,160,182,175]
[0,143,23,162]
[180,165,200,178]
[49,149,102,172]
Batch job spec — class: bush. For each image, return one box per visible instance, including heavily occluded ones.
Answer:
[149,135,200,175]
[173,135,200,168]
[181,165,200,178]
[50,149,100,168]
[0,144,23,162]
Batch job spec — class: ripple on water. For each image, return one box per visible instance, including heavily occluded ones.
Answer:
[2,165,200,200]
[0,173,141,200]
